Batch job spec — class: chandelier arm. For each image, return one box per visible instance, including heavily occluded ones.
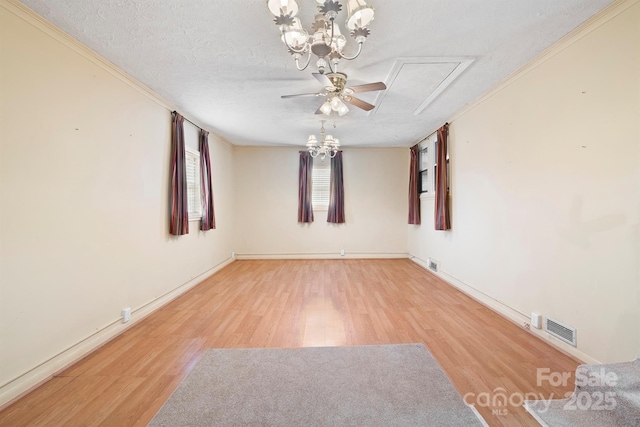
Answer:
[329,18,335,45]
[325,19,338,74]
[281,32,308,55]
[327,58,336,74]
[338,42,363,61]
[295,50,312,71]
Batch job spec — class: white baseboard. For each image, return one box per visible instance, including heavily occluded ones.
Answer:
[0,257,235,409]
[409,255,601,365]
[235,252,409,260]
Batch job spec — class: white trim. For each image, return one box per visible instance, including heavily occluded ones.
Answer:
[1,0,169,108]
[235,252,409,260]
[311,160,331,212]
[370,56,475,116]
[185,147,203,221]
[450,0,638,124]
[0,257,235,409]
[413,58,474,115]
[409,255,601,365]
[0,0,235,149]
[523,402,551,427]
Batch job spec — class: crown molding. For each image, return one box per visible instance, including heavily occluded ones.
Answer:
[1,0,235,148]
[449,0,639,123]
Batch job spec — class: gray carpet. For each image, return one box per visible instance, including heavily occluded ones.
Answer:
[525,358,640,427]
[148,343,485,426]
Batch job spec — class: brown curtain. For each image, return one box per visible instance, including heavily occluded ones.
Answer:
[199,129,216,231]
[327,151,345,223]
[408,144,421,224]
[435,123,451,230]
[170,112,189,235]
[298,151,314,223]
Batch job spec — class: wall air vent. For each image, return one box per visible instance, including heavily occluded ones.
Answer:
[545,317,577,346]
[428,258,439,272]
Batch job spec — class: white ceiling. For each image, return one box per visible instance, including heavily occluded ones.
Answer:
[19,0,613,148]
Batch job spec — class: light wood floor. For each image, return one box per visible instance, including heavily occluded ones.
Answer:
[0,259,579,426]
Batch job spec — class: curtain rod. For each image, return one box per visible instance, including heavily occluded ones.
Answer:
[415,122,449,146]
[172,110,201,130]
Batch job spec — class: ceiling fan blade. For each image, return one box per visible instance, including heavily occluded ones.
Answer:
[347,82,387,93]
[343,96,375,111]
[313,73,335,89]
[314,105,325,115]
[281,92,324,99]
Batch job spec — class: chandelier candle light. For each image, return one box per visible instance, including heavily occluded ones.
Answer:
[307,120,340,159]
[266,0,375,73]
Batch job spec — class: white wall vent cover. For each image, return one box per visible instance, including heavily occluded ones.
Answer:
[428,258,439,273]
[545,317,577,347]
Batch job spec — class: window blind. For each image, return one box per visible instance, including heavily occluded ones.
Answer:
[312,162,330,211]
[185,148,202,219]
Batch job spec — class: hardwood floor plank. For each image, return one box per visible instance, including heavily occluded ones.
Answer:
[0,378,75,426]
[29,377,118,426]
[0,259,580,426]
[97,375,179,427]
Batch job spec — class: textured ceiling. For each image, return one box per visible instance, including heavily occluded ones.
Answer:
[19,0,613,147]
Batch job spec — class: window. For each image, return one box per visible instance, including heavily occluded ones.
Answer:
[418,132,437,195]
[418,132,449,195]
[419,146,429,194]
[312,159,330,211]
[185,147,202,220]
[434,141,450,193]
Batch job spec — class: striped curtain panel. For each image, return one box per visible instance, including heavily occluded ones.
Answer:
[170,112,189,235]
[408,144,421,224]
[435,123,451,230]
[327,151,345,223]
[298,151,314,223]
[199,129,216,231]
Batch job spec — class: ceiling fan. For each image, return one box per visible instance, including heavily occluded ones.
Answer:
[281,72,386,116]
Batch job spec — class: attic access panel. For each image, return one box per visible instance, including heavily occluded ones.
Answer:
[372,57,474,116]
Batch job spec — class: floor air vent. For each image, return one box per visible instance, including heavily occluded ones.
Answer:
[545,317,577,346]
[428,258,439,272]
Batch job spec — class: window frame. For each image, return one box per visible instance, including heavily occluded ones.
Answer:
[418,131,450,197]
[311,158,331,212]
[434,141,450,194]
[185,147,203,221]
[418,133,437,197]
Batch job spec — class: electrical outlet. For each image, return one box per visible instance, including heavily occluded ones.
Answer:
[340,249,345,256]
[531,312,542,329]
[524,322,530,330]
[122,307,131,323]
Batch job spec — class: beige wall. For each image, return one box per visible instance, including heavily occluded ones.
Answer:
[2,0,636,407]
[233,147,409,258]
[408,2,640,363]
[0,2,235,397]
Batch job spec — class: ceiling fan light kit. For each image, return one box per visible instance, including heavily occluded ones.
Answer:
[281,71,385,116]
[266,0,375,74]
[323,96,349,116]
[319,101,333,115]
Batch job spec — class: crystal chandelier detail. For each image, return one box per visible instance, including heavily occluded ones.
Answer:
[307,120,340,159]
[266,0,375,74]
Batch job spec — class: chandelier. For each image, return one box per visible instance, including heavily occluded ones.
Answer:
[266,0,375,74]
[307,121,340,159]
